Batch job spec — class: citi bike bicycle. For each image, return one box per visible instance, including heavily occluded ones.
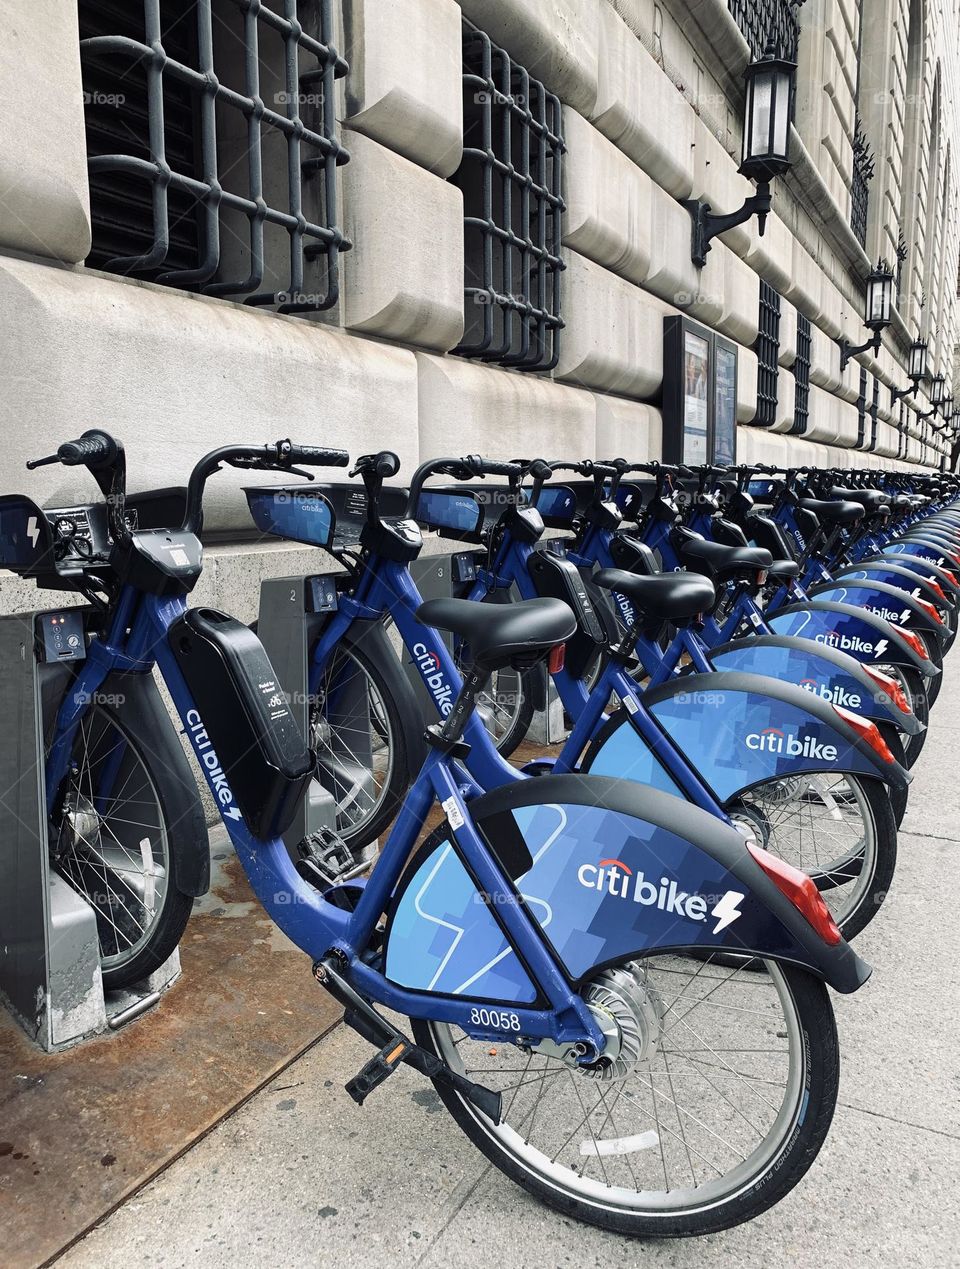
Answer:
[0,429,873,1236]
[245,452,907,940]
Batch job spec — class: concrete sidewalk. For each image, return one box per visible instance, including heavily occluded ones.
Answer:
[60,668,960,1269]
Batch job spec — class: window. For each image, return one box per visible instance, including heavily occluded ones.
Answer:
[451,20,565,371]
[790,312,811,433]
[850,121,874,249]
[752,281,781,426]
[728,0,803,60]
[78,0,350,312]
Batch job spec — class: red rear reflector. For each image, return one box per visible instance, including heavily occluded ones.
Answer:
[863,666,912,715]
[951,552,960,568]
[926,579,946,601]
[942,569,958,587]
[893,623,929,659]
[548,643,566,674]
[747,842,842,946]
[832,704,896,762]
[916,597,944,626]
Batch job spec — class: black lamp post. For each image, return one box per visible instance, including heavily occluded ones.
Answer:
[891,339,928,406]
[683,40,797,268]
[837,259,894,370]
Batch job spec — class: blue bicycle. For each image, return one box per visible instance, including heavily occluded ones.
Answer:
[247,453,906,940]
[0,430,872,1235]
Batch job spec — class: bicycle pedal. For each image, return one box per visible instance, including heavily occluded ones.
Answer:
[345,1037,412,1106]
[296,827,358,889]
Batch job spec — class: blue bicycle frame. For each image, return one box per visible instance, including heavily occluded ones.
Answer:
[307,550,726,815]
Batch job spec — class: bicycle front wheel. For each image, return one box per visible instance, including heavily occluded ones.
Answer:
[311,641,409,850]
[52,704,193,990]
[412,957,838,1237]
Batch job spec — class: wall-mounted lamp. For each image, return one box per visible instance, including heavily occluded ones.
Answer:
[683,40,797,269]
[891,339,928,406]
[837,260,894,370]
[915,373,945,421]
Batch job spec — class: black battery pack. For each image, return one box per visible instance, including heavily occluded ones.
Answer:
[169,608,314,840]
[527,550,607,678]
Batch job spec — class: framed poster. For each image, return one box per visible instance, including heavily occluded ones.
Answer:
[713,338,737,466]
[662,316,739,466]
[683,330,710,464]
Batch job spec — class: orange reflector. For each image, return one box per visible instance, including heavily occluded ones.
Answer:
[832,704,896,762]
[747,842,842,946]
[916,597,944,626]
[863,666,912,715]
[548,643,566,674]
[893,623,929,659]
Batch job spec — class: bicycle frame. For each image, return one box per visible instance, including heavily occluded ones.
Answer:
[308,548,728,815]
[43,582,605,1052]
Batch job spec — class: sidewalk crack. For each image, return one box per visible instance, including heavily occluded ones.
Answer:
[840,1101,960,1141]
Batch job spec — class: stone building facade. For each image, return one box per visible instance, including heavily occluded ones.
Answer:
[0,0,958,581]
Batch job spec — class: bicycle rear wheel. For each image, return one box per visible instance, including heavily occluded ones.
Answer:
[413,957,838,1237]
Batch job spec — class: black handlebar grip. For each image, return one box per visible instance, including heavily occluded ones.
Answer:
[57,430,118,468]
[374,450,401,478]
[526,459,554,481]
[284,443,350,467]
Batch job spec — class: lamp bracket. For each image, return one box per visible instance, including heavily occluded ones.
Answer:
[837,331,882,372]
[891,382,919,407]
[682,182,771,269]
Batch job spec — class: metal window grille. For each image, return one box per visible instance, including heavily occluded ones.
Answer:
[728,0,803,60]
[752,281,781,426]
[897,230,908,296]
[870,374,880,450]
[850,121,874,249]
[78,0,349,312]
[452,20,565,371]
[790,312,811,434]
[856,366,867,447]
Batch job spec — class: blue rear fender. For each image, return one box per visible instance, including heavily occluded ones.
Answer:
[707,635,922,735]
[383,774,871,999]
[767,599,940,680]
[586,670,909,799]
[830,562,955,612]
[807,580,948,644]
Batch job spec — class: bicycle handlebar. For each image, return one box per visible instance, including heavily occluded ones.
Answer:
[182,440,349,533]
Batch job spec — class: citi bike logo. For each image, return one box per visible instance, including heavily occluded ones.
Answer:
[185,710,243,821]
[814,631,888,657]
[412,642,454,715]
[867,603,912,624]
[613,590,636,629]
[799,677,862,709]
[743,726,838,761]
[576,858,744,933]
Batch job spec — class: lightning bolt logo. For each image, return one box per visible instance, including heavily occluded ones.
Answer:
[874,638,888,657]
[26,516,39,547]
[224,806,243,821]
[710,890,745,934]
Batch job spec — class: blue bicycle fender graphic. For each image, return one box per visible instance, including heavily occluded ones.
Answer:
[708,642,896,724]
[634,690,877,803]
[767,606,896,663]
[385,805,812,990]
[810,584,921,629]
